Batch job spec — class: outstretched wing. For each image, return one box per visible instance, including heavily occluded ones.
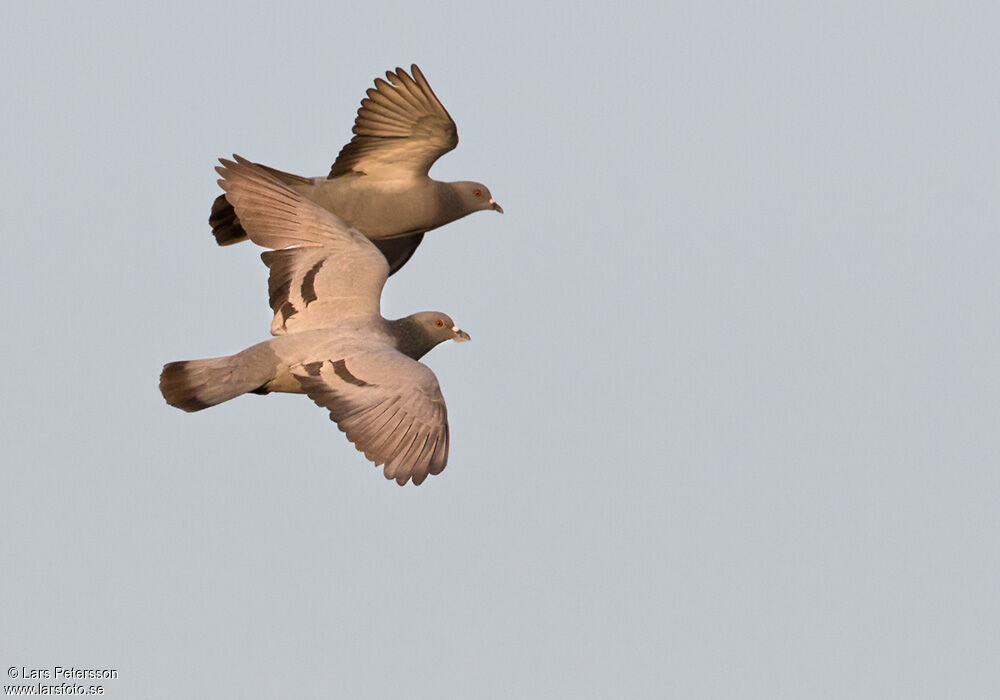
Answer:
[292,347,450,486]
[329,64,458,179]
[216,155,390,334]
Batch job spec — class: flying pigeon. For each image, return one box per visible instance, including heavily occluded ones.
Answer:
[209,64,502,275]
[162,156,471,485]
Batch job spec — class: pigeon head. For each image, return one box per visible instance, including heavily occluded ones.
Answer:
[413,311,471,343]
[391,312,470,360]
[454,181,503,215]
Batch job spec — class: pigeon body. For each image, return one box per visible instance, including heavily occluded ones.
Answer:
[162,156,470,485]
[209,65,502,274]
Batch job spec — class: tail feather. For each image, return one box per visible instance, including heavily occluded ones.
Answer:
[209,193,249,246]
[159,349,276,412]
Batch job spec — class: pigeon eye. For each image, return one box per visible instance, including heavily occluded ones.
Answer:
[435,319,444,327]
[473,188,482,197]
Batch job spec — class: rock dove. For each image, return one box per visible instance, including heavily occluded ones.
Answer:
[209,64,503,275]
[162,156,471,485]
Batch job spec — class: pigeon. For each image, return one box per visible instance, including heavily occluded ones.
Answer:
[209,64,503,275]
[161,155,471,486]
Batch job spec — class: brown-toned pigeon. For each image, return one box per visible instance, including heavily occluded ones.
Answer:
[162,156,471,486]
[209,64,502,274]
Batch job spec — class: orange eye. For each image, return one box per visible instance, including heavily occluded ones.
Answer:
[435,319,444,327]
[473,188,482,197]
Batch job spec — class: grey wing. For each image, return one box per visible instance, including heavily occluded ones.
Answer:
[291,348,450,486]
[329,64,458,179]
[216,155,390,333]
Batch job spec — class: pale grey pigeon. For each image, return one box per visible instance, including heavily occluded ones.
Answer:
[162,155,471,486]
[209,64,502,275]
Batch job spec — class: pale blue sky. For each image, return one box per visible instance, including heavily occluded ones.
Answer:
[2,2,998,698]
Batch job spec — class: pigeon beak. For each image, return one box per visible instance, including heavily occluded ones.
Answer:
[452,326,471,342]
[489,198,503,214]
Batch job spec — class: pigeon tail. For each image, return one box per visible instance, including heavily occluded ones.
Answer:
[209,193,249,246]
[159,345,278,412]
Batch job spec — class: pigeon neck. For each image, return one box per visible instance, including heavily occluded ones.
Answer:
[387,317,441,361]
[436,181,474,223]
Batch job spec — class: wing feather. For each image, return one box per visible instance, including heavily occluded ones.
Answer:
[329,65,458,178]
[290,349,451,485]
[216,155,390,333]
[384,428,419,481]
[393,433,429,485]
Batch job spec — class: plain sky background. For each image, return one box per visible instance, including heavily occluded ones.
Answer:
[2,2,998,698]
